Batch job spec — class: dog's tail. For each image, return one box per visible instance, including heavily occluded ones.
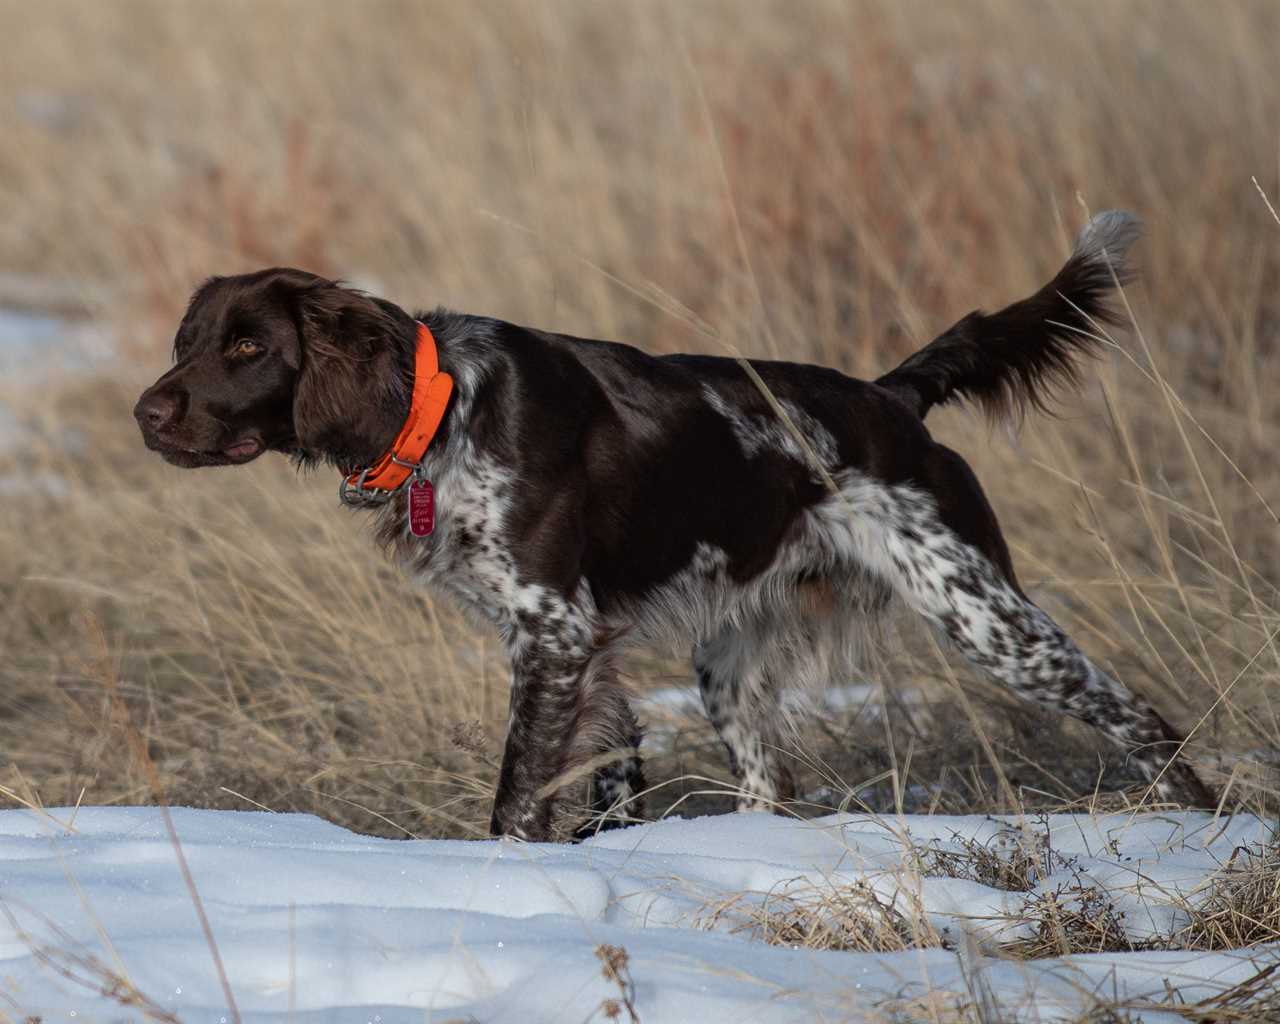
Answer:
[876,211,1140,422]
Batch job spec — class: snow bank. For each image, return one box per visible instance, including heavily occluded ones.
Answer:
[1,806,1275,1022]
[0,304,114,495]
[0,306,112,381]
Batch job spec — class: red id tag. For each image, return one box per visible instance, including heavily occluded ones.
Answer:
[408,478,435,537]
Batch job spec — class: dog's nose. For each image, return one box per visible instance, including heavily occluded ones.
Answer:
[134,391,180,432]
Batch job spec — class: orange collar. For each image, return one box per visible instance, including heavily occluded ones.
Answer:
[339,321,453,504]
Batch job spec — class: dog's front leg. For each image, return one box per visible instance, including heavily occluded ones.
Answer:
[489,623,599,841]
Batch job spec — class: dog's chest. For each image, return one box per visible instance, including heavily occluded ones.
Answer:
[387,452,524,626]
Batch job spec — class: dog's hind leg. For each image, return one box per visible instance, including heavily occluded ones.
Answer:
[693,616,797,811]
[845,444,1215,806]
[577,690,647,838]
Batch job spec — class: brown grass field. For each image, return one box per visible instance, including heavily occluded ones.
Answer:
[2,0,1278,850]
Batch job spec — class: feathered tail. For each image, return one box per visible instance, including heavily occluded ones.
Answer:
[877,211,1141,421]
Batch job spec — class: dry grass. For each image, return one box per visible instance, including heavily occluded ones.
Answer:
[1005,883,1139,959]
[2,0,1278,842]
[721,831,1280,962]
[694,833,1280,1021]
[696,875,943,954]
[1174,839,1280,950]
[909,821,1077,892]
[2,904,182,1024]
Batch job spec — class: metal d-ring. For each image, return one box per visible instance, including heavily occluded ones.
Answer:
[392,453,433,486]
[389,454,422,473]
[339,467,389,508]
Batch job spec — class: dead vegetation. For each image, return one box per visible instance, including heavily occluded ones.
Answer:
[1174,840,1280,951]
[909,821,1077,892]
[1005,882,1138,959]
[694,823,1280,966]
[1,0,1277,844]
[593,943,641,1024]
[1,904,182,1024]
[696,876,942,953]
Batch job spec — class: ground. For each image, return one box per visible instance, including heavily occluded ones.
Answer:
[3,806,1277,1023]
[2,3,1279,1021]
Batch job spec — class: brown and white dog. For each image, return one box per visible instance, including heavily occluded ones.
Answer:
[134,212,1214,840]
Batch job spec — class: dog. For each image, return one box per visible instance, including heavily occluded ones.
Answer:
[134,211,1214,839]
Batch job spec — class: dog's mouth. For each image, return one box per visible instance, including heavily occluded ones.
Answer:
[147,435,266,467]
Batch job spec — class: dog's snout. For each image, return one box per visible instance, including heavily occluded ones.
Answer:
[133,390,181,432]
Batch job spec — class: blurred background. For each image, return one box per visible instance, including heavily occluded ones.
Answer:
[1,0,1277,837]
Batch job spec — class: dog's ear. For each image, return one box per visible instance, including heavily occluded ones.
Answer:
[288,278,412,471]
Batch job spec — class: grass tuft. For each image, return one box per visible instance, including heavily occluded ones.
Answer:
[1174,839,1280,950]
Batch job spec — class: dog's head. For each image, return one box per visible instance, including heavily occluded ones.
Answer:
[134,269,414,472]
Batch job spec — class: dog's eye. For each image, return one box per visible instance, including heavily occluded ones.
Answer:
[230,339,263,359]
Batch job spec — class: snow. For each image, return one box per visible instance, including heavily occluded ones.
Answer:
[640,680,921,719]
[0,305,112,495]
[2,806,1276,1022]
[639,682,931,746]
[0,306,111,380]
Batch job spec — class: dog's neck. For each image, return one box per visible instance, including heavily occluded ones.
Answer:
[337,319,455,503]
